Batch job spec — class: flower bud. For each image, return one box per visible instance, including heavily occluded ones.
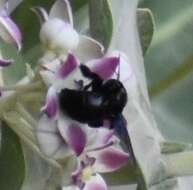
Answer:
[40,18,79,52]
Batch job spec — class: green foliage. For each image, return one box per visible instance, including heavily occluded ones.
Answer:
[137,8,154,55]
[89,0,113,51]
[70,0,88,12]
[0,124,25,190]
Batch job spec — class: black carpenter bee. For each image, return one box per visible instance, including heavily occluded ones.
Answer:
[59,64,135,161]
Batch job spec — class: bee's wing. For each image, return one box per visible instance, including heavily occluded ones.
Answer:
[111,114,136,164]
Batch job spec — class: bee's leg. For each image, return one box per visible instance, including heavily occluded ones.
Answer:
[80,64,103,91]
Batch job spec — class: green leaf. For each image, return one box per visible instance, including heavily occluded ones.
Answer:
[0,123,25,190]
[89,0,113,50]
[102,162,138,186]
[137,8,154,55]
[70,0,88,12]
[0,41,26,85]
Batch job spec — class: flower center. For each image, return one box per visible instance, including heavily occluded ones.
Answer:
[80,166,93,182]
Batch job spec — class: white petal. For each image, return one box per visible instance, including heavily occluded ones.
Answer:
[31,6,49,24]
[36,115,70,159]
[88,128,114,148]
[40,18,79,52]
[83,174,107,190]
[6,0,22,13]
[62,186,79,190]
[40,70,55,86]
[49,0,73,26]
[74,35,104,62]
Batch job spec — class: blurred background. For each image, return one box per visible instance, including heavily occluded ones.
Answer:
[139,0,193,144]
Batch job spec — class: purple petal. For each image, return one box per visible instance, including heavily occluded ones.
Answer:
[31,6,49,24]
[49,0,73,26]
[37,115,70,159]
[83,174,107,190]
[88,147,129,173]
[0,58,14,67]
[74,35,104,62]
[88,57,120,80]
[41,87,58,118]
[58,118,86,156]
[56,53,78,79]
[0,9,22,51]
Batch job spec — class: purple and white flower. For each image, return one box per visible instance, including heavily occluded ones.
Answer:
[0,2,22,67]
[33,0,104,66]
[36,49,136,189]
[37,113,129,189]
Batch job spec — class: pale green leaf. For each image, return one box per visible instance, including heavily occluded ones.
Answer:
[137,8,154,55]
[89,0,113,50]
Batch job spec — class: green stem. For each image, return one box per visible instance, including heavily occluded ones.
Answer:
[163,151,193,178]
[3,112,36,143]
[1,81,43,93]
[3,112,61,170]
[149,54,193,98]
[15,103,37,128]
[18,92,44,103]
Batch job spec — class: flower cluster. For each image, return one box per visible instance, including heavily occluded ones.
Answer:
[0,0,136,189]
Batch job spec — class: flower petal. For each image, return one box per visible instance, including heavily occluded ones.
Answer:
[36,115,70,159]
[56,53,79,79]
[31,6,49,24]
[39,70,55,87]
[49,0,73,26]
[40,18,79,51]
[74,35,104,62]
[5,0,22,13]
[62,186,79,190]
[0,9,22,51]
[88,147,129,173]
[41,86,58,118]
[88,128,114,148]
[0,57,13,67]
[87,57,120,80]
[83,174,107,190]
[58,116,86,156]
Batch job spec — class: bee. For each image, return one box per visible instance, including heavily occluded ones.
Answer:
[59,64,135,161]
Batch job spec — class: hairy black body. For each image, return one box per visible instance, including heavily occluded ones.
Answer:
[59,64,127,127]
